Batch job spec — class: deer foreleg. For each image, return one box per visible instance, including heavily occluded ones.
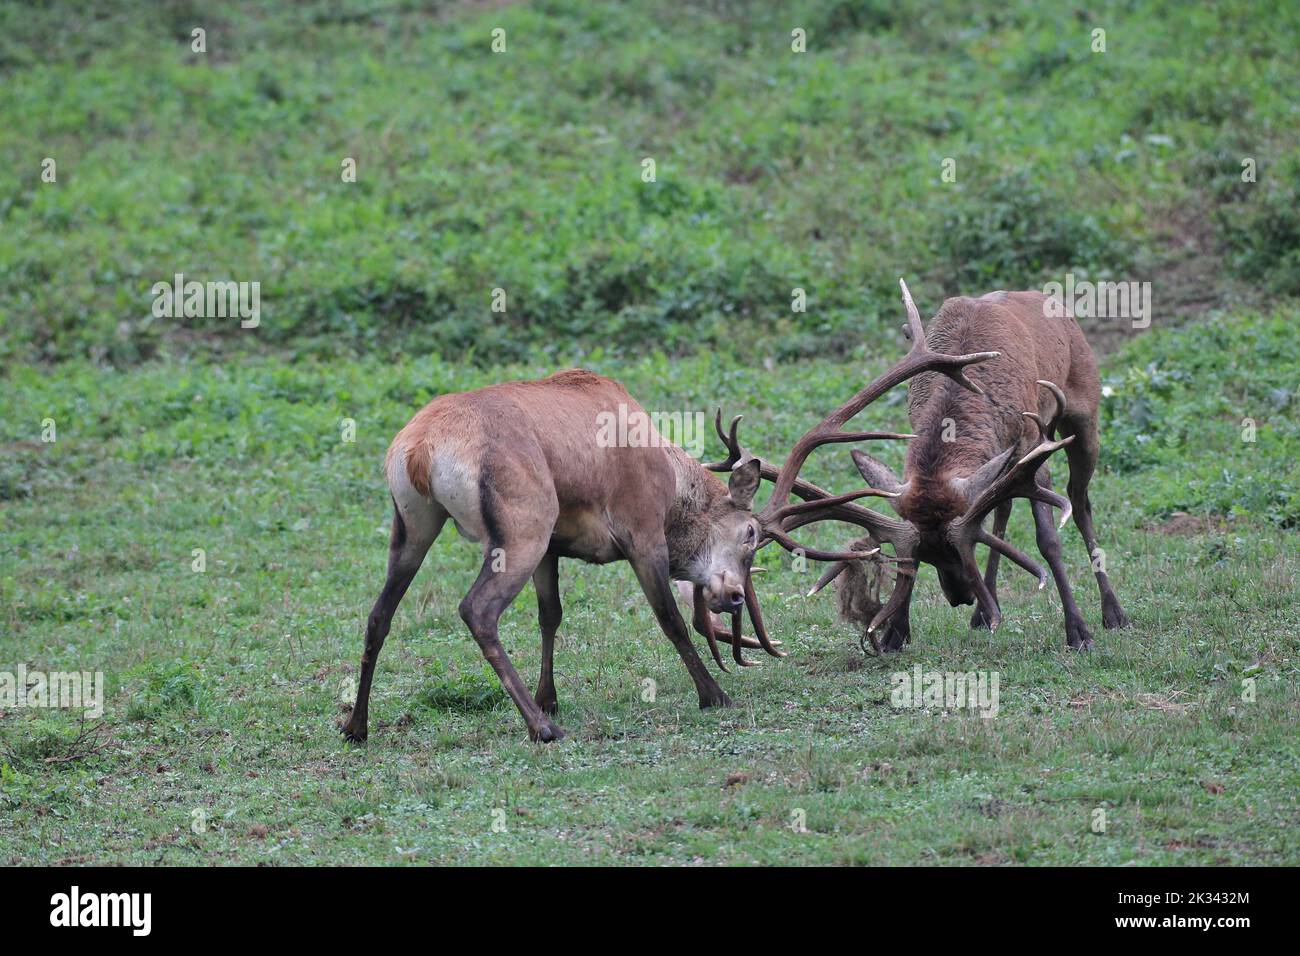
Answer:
[970,500,1013,630]
[1031,469,1094,651]
[632,547,733,709]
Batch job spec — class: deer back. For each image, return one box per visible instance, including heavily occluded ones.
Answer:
[387,369,724,555]
[905,291,1100,481]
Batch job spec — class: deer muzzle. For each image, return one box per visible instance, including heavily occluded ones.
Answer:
[704,572,746,614]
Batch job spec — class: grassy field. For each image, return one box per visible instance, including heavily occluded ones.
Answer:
[1,0,1298,865]
[4,0,1300,365]
[3,314,1297,865]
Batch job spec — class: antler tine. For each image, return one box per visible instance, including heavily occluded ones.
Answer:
[742,438,913,521]
[807,560,849,597]
[899,276,925,342]
[703,412,919,549]
[1021,380,1068,441]
[764,527,882,564]
[976,529,1049,589]
[703,409,749,471]
[708,407,913,476]
[900,278,1001,393]
[743,574,785,658]
[806,533,882,597]
[1038,380,1067,433]
[754,485,912,562]
[1016,437,1075,528]
[960,433,1077,533]
[949,421,1069,632]
[758,278,999,526]
[780,496,918,550]
[770,487,898,522]
[730,610,759,667]
[691,582,730,673]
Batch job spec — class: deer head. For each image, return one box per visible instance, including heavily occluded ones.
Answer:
[687,458,764,615]
[688,402,908,665]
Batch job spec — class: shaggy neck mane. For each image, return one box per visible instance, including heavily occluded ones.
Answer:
[665,443,725,512]
[907,380,1009,482]
[663,444,727,577]
[901,342,1029,526]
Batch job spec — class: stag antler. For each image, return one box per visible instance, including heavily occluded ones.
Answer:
[679,577,784,665]
[957,381,1075,532]
[742,572,784,657]
[1022,380,1067,440]
[707,409,916,547]
[708,281,1065,643]
[704,411,906,561]
[759,279,999,516]
[706,279,1001,561]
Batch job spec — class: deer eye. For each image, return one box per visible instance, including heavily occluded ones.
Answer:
[745,524,758,547]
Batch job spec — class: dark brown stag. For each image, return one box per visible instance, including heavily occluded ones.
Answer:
[713,280,1129,652]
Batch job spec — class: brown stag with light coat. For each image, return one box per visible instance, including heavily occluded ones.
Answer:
[340,369,878,743]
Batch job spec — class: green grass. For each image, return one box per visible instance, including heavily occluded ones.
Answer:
[1,0,1298,865]
[2,310,1297,864]
[3,0,1300,366]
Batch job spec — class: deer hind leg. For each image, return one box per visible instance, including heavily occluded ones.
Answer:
[343,497,444,742]
[460,538,563,742]
[1031,468,1094,651]
[438,446,565,742]
[532,552,562,716]
[970,500,1014,630]
[1062,425,1130,629]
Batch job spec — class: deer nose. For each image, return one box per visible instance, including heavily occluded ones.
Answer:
[726,587,745,608]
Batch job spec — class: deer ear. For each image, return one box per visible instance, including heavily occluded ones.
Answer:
[727,459,761,510]
[955,444,1016,504]
[851,449,905,496]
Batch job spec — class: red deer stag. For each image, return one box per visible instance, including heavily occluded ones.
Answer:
[340,370,876,744]
[716,280,1129,652]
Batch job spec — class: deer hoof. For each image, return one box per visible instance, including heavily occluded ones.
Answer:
[535,686,559,716]
[699,689,734,709]
[878,624,909,652]
[530,720,566,743]
[1066,620,1095,652]
[1102,602,1130,629]
[340,719,368,743]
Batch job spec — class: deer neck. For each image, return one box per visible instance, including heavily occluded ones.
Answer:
[898,384,1013,524]
[663,445,726,579]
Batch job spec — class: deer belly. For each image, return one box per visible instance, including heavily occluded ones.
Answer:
[549,509,623,564]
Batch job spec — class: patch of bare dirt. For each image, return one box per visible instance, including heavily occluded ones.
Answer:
[1150,511,1232,535]
[1082,197,1237,356]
